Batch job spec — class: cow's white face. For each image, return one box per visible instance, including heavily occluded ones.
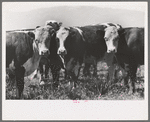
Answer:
[34,26,55,55]
[104,26,119,53]
[56,27,69,55]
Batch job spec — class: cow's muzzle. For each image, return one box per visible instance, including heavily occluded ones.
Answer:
[107,48,116,53]
[41,49,50,55]
[57,49,67,56]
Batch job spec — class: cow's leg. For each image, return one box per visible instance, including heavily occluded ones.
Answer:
[111,64,121,83]
[45,64,49,79]
[93,64,97,78]
[113,66,118,83]
[50,64,61,88]
[83,63,90,77]
[129,65,138,93]
[124,63,130,89]
[72,61,82,87]
[15,66,25,99]
[39,63,44,82]
[65,58,82,87]
[124,71,130,89]
[14,57,25,99]
[128,53,138,93]
[108,64,116,83]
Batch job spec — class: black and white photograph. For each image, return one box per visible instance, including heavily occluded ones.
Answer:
[2,2,148,120]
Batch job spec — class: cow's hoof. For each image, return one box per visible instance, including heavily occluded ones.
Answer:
[40,81,45,85]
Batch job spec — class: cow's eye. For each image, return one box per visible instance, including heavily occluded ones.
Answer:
[62,32,65,35]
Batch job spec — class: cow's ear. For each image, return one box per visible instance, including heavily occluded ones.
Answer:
[59,22,62,27]
[36,26,40,29]
[28,32,35,39]
[96,30,105,36]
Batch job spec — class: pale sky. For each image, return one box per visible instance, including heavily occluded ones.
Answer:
[3,2,147,12]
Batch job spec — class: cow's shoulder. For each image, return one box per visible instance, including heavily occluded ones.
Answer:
[79,25,105,33]
[78,25,105,43]
[6,31,34,48]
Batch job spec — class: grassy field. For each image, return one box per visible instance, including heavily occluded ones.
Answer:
[6,63,144,100]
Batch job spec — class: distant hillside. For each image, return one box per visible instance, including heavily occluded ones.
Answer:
[4,6,145,31]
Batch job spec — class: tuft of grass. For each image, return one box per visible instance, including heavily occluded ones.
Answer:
[6,63,144,100]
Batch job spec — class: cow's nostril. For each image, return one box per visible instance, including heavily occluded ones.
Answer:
[112,49,116,53]
[104,37,108,41]
[59,50,61,54]
[58,49,67,55]
[107,50,111,53]
[45,50,49,54]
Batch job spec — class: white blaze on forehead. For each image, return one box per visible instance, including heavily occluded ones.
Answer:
[73,27,85,41]
[56,27,69,39]
[56,27,69,53]
[104,26,119,53]
[34,27,52,55]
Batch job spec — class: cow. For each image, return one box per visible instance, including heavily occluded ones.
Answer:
[6,25,56,99]
[37,20,63,85]
[24,25,64,88]
[56,23,122,87]
[96,26,144,93]
[45,20,62,31]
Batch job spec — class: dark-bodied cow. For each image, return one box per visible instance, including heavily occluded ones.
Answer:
[6,31,37,99]
[6,25,56,99]
[37,20,63,85]
[25,25,64,88]
[56,23,122,87]
[96,26,144,93]
[45,20,62,31]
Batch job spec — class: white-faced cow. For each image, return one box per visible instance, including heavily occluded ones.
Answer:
[56,23,122,87]
[96,26,144,93]
[37,20,63,85]
[6,25,57,99]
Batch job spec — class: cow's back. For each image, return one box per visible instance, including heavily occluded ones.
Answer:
[124,28,144,65]
[6,32,34,67]
[79,25,107,59]
[6,32,15,67]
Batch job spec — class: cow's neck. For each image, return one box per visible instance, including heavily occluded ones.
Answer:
[23,42,41,76]
[116,32,130,61]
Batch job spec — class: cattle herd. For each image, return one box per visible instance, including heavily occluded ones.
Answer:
[6,20,144,99]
